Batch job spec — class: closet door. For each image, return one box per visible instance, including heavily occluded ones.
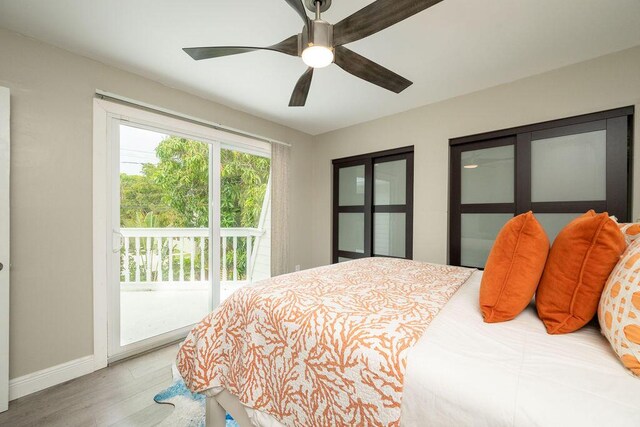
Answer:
[449,107,633,268]
[373,154,413,259]
[333,147,414,263]
[333,159,372,262]
[450,138,515,268]
[521,118,628,242]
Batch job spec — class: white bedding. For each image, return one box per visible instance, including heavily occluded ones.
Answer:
[401,271,640,426]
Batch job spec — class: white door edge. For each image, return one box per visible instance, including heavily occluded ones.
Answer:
[0,86,11,413]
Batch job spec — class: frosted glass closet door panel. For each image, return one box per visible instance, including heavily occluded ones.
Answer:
[461,214,513,268]
[338,213,365,254]
[374,213,406,258]
[535,213,582,243]
[339,165,365,206]
[531,130,606,202]
[374,160,406,205]
[461,145,514,204]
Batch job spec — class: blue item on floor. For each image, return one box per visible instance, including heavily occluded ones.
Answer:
[154,365,238,427]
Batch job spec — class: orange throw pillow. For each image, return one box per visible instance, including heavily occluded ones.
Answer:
[480,212,549,323]
[536,211,626,334]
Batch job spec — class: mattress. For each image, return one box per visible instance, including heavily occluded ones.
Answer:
[401,271,640,426]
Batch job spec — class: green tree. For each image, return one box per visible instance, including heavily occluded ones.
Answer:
[120,136,270,281]
[220,148,271,228]
[120,173,178,227]
[149,137,210,228]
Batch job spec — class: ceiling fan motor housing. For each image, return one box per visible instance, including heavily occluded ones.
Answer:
[304,0,331,13]
[299,19,334,55]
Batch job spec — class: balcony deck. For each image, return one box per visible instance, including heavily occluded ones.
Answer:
[120,283,244,345]
[119,225,270,346]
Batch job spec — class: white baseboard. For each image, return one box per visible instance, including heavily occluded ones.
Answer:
[9,355,95,401]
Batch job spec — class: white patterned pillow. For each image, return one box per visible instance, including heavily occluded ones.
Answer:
[598,238,640,376]
[617,222,640,246]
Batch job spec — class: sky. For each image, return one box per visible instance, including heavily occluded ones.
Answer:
[119,124,167,175]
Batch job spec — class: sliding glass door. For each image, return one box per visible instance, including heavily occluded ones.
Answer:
[219,147,272,299]
[106,111,271,361]
[110,122,219,359]
[117,124,215,348]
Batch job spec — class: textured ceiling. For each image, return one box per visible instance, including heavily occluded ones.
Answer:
[1,0,639,135]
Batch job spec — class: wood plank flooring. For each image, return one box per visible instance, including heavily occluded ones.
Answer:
[0,345,179,426]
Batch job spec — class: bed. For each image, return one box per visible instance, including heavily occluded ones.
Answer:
[177,258,640,427]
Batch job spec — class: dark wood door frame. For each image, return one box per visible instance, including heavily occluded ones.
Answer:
[450,106,634,146]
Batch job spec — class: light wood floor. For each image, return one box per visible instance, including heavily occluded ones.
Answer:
[0,344,179,427]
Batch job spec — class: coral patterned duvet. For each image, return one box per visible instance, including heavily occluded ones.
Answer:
[177,258,474,426]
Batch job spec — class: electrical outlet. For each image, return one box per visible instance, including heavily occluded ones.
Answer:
[295,265,301,272]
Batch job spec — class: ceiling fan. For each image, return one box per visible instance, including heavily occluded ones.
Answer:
[183,0,443,107]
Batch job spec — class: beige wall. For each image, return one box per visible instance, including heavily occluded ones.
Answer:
[311,45,640,268]
[0,28,315,379]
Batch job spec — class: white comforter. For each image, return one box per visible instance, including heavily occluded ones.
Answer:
[401,271,640,426]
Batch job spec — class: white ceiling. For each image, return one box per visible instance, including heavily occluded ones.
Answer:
[1,0,639,135]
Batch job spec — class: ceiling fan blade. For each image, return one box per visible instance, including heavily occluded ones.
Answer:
[184,46,261,60]
[183,35,299,60]
[333,0,443,46]
[289,67,314,107]
[334,46,412,93]
[284,0,309,26]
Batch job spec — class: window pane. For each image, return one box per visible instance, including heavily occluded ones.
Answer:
[535,213,582,243]
[339,213,365,253]
[461,145,514,204]
[339,166,365,206]
[531,130,606,202]
[221,148,272,287]
[338,257,353,263]
[374,160,406,205]
[374,213,406,257]
[461,214,513,268]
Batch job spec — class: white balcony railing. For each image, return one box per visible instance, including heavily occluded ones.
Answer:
[119,227,264,290]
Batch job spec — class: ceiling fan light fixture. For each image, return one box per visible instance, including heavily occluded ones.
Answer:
[300,14,334,69]
[302,45,334,68]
